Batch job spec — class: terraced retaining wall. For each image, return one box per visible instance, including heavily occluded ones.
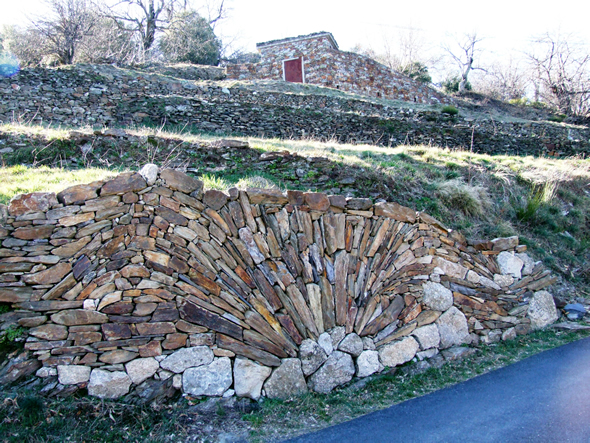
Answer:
[1,65,589,156]
[0,166,559,399]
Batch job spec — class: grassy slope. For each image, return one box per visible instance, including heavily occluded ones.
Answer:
[0,91,589,441]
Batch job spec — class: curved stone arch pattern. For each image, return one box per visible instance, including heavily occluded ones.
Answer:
[0,167,557,399]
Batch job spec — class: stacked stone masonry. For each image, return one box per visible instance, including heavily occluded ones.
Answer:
[0,166,558,399]
[226,32,449,105]
[1,65,588,157]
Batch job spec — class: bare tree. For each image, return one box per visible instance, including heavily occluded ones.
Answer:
[97,0,226,54]
[528,32,590,117]
[473,58,528,101]
[77,16,140,64]
[32,0,95,65]
[444,32,484,94]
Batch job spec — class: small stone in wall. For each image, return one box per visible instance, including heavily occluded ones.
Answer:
[412,324,440,350]
[263,358,308,399]
[183,357,232,397]
[516,253,536,276]
[125,357,160,385]
[338,333,364,357]
[497,251,524,279]
[88,369,132,399]
[356,350,381,378]
[422,282,453,311]
[317,332,333,355]
[527,291,559,329]
[308,351,355,394]
[139,164,159,186]
[58,365,91,385]
[160,346,214,373]
[502,327,517,341]
[378,336,419,368]
[330,326,346,349]
[233,357,272,401]
[436,307,469,349]
[299,339,328,376]
[493,274,514,288]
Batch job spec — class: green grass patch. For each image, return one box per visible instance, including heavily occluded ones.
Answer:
[0,166,118,205]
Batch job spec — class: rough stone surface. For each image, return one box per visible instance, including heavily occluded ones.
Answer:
[160,346,214,373]
[338,333,364,357]
[378,336,420,367]
[58,365,91,385]
[356,350,381,378]
[160,169,203,195]
[125,357,160,385]
[263,358,308,399]
[412,324,440,350]
[317,332,333,355]
[527,291,559,329]
[9,192,58,216]
[299,339,328,376]
[88,369,132,399]
[436,307,470,349]
[308,351,355,394]
[516,253,536,276]
[183,357,232,397]
[422,282,453,311]
[139,164,159,186]
[233,357,272,401]
[497,251,524,279]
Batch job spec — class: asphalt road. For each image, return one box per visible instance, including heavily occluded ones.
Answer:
[286,337,590,443]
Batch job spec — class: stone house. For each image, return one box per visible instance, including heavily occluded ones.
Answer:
[226,31,448,104]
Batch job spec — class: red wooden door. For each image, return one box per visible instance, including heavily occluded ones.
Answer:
[284,57,303,83]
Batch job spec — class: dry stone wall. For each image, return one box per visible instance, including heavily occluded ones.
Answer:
[0,166,558,399]
[1,65,588,157]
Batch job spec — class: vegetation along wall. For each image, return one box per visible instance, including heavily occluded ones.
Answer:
[0,166,559,399]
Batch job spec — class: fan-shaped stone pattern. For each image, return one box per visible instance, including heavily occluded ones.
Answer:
[0,166,559,398]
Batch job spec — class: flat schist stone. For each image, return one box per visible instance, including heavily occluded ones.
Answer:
[9,192,58,216]
[159,169,203,194]
[101,173,147,196]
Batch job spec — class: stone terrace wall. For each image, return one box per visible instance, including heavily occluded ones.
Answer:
[1,65,588,156]
[226,34,449,105]
[0,167,559,399]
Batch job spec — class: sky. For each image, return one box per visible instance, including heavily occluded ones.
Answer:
[2,0,590,77]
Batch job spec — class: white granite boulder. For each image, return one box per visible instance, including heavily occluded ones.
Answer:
[378,336,419,367]
[436,307,469,349]
[264,358,308,399]
[58,365,91,385]
[338,333,364,357]
[412,324,440,350]
[308,351,355,394]
[125,357,160,385]
[527,290,558,329]
[356,350,381,378]
[299,339,328,376]
[160,346,213,373]
[88,369,132,399]
[233,357,272,401]
[497,251,524,279]
[183,357,232,397]
[422,282,453,311]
